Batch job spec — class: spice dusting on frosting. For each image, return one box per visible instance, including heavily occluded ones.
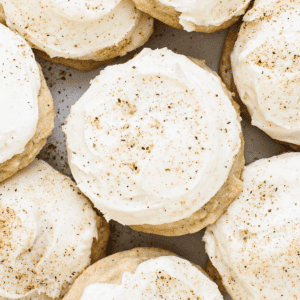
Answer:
[64,48,241,226]
[1,0,153,60]
[232,0,300,145]
[80,256,224,300]
[0,207,17,257]
[204,153,300,300]
[0,160,98,299]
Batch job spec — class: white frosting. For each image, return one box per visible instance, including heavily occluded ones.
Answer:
[204,152,300,300]
[0,24,40,164]
[0,160,98,299]
[232,0,300,145]
[0,0,153,60]
[64,48,241,226]
[80,256,223,300]
[47,0,122,22]
[157,0,251,31]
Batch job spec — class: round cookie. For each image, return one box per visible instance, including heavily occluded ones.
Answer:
[1,1,154,71]
[0,159,110,300]
[63,248,223,300]
[220,1,300,151]
[64,48,245,236]
[204,152,300,299]
[132,0,252,33]
[0,25,55,182]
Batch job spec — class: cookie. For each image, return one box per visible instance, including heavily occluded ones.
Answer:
[1,1,153,71]
[64,48,245,236]
[0,25,55,182]
[204,153,300,299]
[63,248,223,300]
[132,0,251,33]
[0,159,110,300]
[221,1,300,150]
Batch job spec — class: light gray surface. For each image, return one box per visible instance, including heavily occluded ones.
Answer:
[36,20,286,300]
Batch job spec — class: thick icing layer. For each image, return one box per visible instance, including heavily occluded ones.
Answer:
[0,24,40,164]
[204,153,300,300]
[0,0,153,60]
[81,256,223,300]
[64,48,241,226]
[0,160,98,299]
[157,0,251,30]
[232,0,300,145]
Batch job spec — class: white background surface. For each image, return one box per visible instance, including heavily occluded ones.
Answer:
[36,19,287,300]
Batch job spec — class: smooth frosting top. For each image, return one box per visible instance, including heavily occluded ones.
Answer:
[64,48,241,226]
[0,160,98,299]
[0,0,143,59]
[204,152,300,300]
[80,256,224,300]
[47,0,122,22]
[157,0,251,30]
[232,0,300,145]
[0,24,40,164]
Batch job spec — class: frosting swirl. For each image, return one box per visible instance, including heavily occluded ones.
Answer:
[64,48,241,226]
[232,0,300,145]
[0,160,98,299]
[0,24,40,164]
[80,256,223,300]
[204,153,300,300]
[0,0,153,60]
[157,0,252,31]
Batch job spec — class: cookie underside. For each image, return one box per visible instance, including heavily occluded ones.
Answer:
[205,260,227,294]
[34,50,115,72]
[0,4,5,25]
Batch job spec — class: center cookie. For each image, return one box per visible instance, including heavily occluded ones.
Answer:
[64,48,244,236]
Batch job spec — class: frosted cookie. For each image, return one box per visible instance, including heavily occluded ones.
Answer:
[63,247,224,300]
[0,24,55,183]
[131,0,252,33]
[0,159,110,300]
[204,152,300,300]
[64,48,244,236]
[221,0,300,150]
[0,0,154,71]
